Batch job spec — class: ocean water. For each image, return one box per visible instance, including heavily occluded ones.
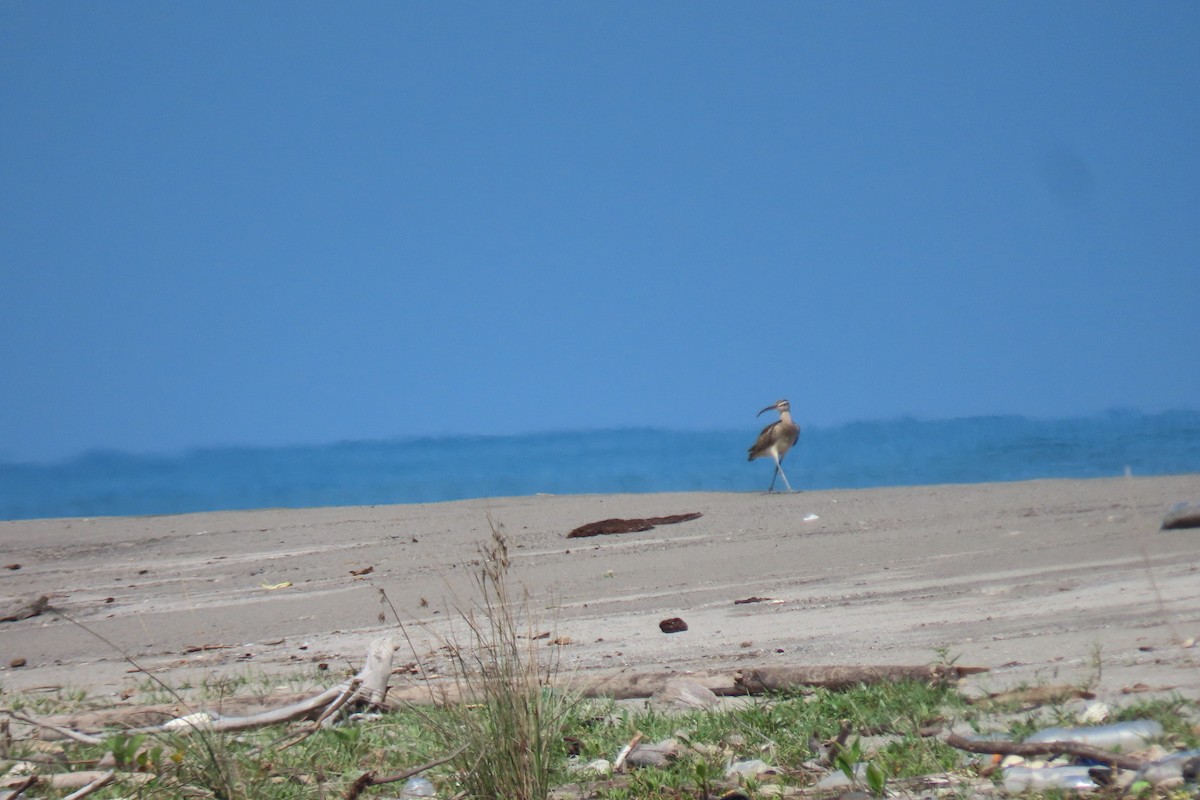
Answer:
[2,410,1198,521]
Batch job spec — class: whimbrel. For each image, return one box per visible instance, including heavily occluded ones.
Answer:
[747,399,801,493]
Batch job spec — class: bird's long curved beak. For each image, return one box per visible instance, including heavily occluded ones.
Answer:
[757,403,779,417]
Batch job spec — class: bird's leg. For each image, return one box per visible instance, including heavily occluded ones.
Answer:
[767,456,781,493]
[777,462,796,493]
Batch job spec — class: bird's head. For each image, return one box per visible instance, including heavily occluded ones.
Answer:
[757,399,790,417]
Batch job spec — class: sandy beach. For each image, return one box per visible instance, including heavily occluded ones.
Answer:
[2,475,1199,704]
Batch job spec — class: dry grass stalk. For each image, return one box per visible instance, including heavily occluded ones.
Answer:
[405,518,576,800]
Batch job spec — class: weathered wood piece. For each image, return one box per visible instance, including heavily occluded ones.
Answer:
[577,663,986,700]
[566,513,702,538]
[1162,502,1200,530]
[7,636,399,741]
[969,683,1095,707]
[735,664,986,693]
[944,732,1146,771]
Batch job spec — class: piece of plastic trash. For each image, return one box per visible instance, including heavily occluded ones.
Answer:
[1024,719,1163,751]
[1134,749,1200,785]
[725,758,778,778]
[567,758,613,776]
[1002,765,1098,792]
[162,711,217,731]
[803,513,819,521]
[398,775,436,798]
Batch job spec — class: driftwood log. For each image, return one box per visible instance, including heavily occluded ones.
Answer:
[376,663,986,706]
[1162,502,1200,530]
[5,635,400,742]
[567,513,702,538]
[944,732,1146,771]
[735,664,986,693]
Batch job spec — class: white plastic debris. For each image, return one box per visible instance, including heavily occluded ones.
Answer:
[163,711,216,731]
[398,775,436,798]
[725,758,779,779]
[568,758,613,776]
[1002,765,1098,792]
[1025,719,1162,751]
[1078,702,1111,724]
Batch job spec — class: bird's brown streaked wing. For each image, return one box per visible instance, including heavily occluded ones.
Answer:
[747,420,779,461]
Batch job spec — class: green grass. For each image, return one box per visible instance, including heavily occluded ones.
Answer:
[4,676,1199,799]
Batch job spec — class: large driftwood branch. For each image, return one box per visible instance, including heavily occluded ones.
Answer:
[944,732,1146,771]
[127,636,397,736]
[7,636,399,742]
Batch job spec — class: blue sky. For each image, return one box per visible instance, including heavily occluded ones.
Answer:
[2,2,1198,463]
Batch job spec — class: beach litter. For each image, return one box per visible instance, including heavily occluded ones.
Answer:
[625,737,682,768]
[395,775,436,798]
[945,716,1200,795]
[1001,764,1103,792]
[725,758,779,779]
[1023,719,1163,750]
[1134,749,1200,785]
[567,757,614,777]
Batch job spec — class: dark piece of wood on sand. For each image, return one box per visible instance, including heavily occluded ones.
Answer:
[567,513,702,538]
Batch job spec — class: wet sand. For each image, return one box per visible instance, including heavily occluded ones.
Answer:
[2,475,1199,703]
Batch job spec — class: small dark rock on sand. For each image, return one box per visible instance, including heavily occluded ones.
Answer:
[659,617,688,633]
[0,595,49,623]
